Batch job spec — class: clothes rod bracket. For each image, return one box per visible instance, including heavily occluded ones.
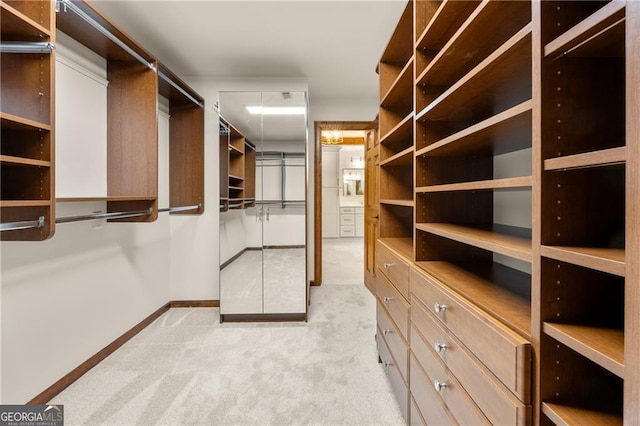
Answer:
[0,216,45,232]
[0,42,55,54]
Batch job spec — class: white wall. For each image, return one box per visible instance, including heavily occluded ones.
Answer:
[0,48,172,403]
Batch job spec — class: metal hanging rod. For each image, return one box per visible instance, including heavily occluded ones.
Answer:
[0,42,55,54]
[0,216,45,232]
[157,205,200,213]
[219,121,230,135]
[157,70,203,108]
[228,203,243,209]
[56,0,154,70]
[256,200,305,205]
[258,151,305,157]
[56,208,153,224]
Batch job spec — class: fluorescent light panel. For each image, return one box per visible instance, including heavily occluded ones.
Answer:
[246,106,305,115]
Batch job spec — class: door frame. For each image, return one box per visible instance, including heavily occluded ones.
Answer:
[313,120,376,286]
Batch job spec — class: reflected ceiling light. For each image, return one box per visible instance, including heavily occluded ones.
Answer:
[246,106,305,115]
[322,131,343,145]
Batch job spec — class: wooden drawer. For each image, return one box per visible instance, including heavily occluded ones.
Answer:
[410,268,531,403]
[340,214,355,225]
[377,328,408,422]
[377,273,410,341]
[377,301,408,383]
[412,297,532,425]
[340,225,355,237]
[376,240,410,299]
[411,331,490,425]
[409,353,458,426]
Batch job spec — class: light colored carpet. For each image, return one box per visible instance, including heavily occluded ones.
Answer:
[322,238,364,286]
[50,285,404,425]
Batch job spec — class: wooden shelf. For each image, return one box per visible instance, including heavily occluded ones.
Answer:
[542,402,622,426]
[379,237,413,260]
[544,147,626,171]
[544,322,624,378]
[416,0,530,87]
[416,223,532,262]
[380,146,413,167]
[541,245,625,277]
[380,199,414,208]
[229,186,243,191]
[416,99,532,157]
[416,176,532,193]
[415,260,532,339]
[229,175,244,182]
[416,24,531,122]
[544,1,626,58]
[0,155,49,168]
[380,58,413,107]
[380,112,413,146]
[415,0,479,60]
[0,200,50,208]
[0,112,51,131]
[0,2,51,40]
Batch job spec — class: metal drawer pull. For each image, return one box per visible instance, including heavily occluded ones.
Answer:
[434,302,448,313]
[383,296,394,303]
[383,329,393,335]
[434,380,448,392]
[383,361,393,368]
[434,342,448,353]
[383,262,395,269]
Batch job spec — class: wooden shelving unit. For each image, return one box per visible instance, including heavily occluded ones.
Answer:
[219,118,255,211]
[378,0,414,253]
[55,0,159,222]
[538,1,635,422]
[158,63,205,215]
[0,0,55,240]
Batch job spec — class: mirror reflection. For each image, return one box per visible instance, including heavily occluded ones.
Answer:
[219,91,308,322]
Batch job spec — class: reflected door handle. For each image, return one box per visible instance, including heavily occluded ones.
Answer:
[266,208,270,221]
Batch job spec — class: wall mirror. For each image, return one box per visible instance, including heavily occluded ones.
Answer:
[218,91,308,322]
[342,168,364,196]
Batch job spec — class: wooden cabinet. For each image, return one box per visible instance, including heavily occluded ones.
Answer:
[377,0,639,424]
[219,118,255,211]
[1,0,56,240]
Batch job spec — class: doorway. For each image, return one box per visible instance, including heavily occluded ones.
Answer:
[313,121,375,286]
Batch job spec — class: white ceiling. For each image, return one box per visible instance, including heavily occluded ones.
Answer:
[91,0,407,107]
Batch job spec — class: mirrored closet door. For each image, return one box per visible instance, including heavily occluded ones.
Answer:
[219,91,308,321]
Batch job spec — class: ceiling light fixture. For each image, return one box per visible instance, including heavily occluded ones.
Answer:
[246,106,305,115]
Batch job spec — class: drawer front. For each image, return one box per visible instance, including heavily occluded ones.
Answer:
[377,301,408,382]
[340,214,355,225]
[376,241,410,299]
[377,274,410,340]
[412,330,490,426]
[410,268,531,402]
[340,225,355,237]
[377,329,408,422]
[412,298,532,425]
[340,207,355,214]
[409,354,457,426]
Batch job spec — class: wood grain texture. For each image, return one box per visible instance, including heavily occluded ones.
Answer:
[540,245,625,277]
[410,267,531,401]
[543,146,626,171]
[170,300,220,308]
[409,352,456,426]
[376,272,410,341]
[625,0,640,422]
[377,331,409,421]
[377,301,409,382]
[377,239,411,300]
[416,176,532,193]
[542,403,622,426]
